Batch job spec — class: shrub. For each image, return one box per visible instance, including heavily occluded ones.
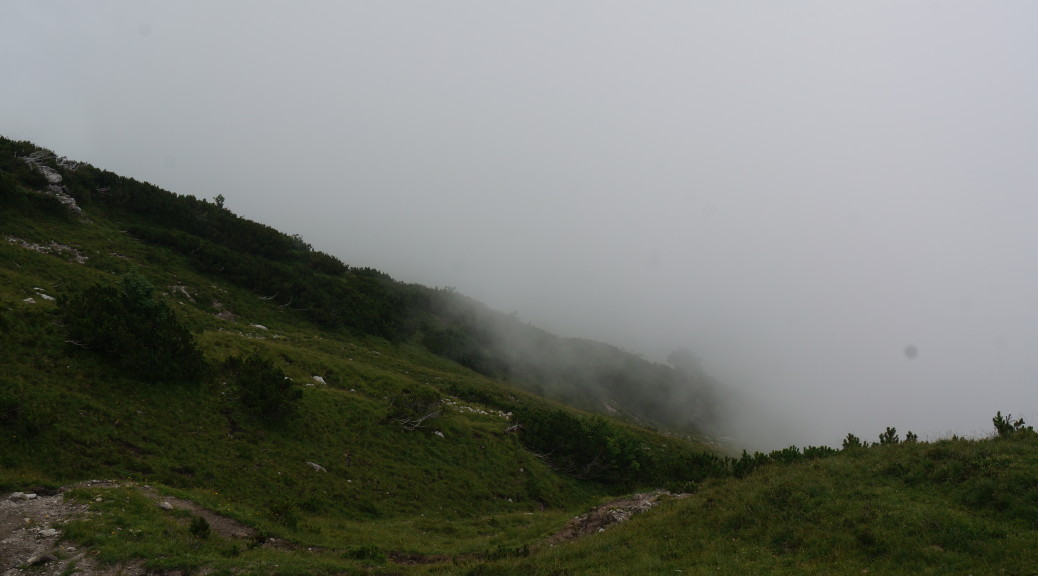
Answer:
[842,433,867,450]
[344,545,386,564]
[729,450,770,478]
[266,500,300,529]
[993,411,1034,439]
[224,354,301,421]
[59,272,205,382]
[0,170,18,198]
[878,427,899,445]
[385,387,442,430]
[0,385,40,438]
[512,407,644,484]
[768,446,803,464]
[189,516,211,540]
[803,445,839,459]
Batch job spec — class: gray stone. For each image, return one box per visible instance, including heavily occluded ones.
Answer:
[25,553,55,566]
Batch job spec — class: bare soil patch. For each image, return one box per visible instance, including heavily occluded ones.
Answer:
[0,481,262,576]
[541,489,688,547]
[140,487,257,541]
[0,488,106,576]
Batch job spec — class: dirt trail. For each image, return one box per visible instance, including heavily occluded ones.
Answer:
[541,489,688,547]
[139,486,258,540]
[0,481,260,576]
[1,483,685,574]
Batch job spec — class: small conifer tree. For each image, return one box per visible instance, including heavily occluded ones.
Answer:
[878,427,899,445]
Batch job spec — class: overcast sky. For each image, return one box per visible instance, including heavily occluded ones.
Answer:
[4,1,1038,449]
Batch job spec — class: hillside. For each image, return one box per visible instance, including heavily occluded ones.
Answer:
[469,430,1038,575]
[2,137,1037,575]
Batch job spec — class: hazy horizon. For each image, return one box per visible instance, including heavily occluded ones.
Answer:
[4,1,1037,449]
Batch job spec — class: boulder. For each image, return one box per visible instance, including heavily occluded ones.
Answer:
[26,553,55,566]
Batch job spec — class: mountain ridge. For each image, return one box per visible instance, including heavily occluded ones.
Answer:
[2,136,1036,575]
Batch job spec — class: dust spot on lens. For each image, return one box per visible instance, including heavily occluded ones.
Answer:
[903,345,918,360]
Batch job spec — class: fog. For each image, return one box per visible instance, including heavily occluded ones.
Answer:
[4,2,1038,449]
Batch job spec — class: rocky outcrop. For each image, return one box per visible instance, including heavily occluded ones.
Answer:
[5,236,88,264]
[20,150,83,214]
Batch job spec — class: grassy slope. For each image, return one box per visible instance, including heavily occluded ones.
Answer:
[448,435,1038,575]
[0,200,598,498]
[0,146,708,572]
[2,143,1037,575]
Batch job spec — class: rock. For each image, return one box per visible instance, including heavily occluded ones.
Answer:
[433,430,445,438]
[25,553,55,566]
[159,501,174,510]
[36,164,62,184]
[9,492,37,501]
[312,375,327,385]
[37,528,59,537]
[42,185,83,213]
[307,461,327,472]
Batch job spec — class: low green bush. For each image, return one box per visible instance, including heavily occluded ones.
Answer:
[993,411,1034,438]
[512,407,643,484]
[189,516,211,540]
[59,271,205,382]
[223,354,301,421]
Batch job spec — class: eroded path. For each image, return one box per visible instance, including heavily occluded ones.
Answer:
[542,489,688,547]
[0,481,259,576]
[0,488,97,576]
[1,483,686,574]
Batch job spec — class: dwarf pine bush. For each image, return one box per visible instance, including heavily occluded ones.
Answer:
[224,354,301,421]
[993,411,1034,438]
[59,271,205,382]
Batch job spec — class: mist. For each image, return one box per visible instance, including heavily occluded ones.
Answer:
[4,2,1038,450]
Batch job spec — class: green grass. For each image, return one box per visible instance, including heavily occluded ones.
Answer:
[441,435,1038,575]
